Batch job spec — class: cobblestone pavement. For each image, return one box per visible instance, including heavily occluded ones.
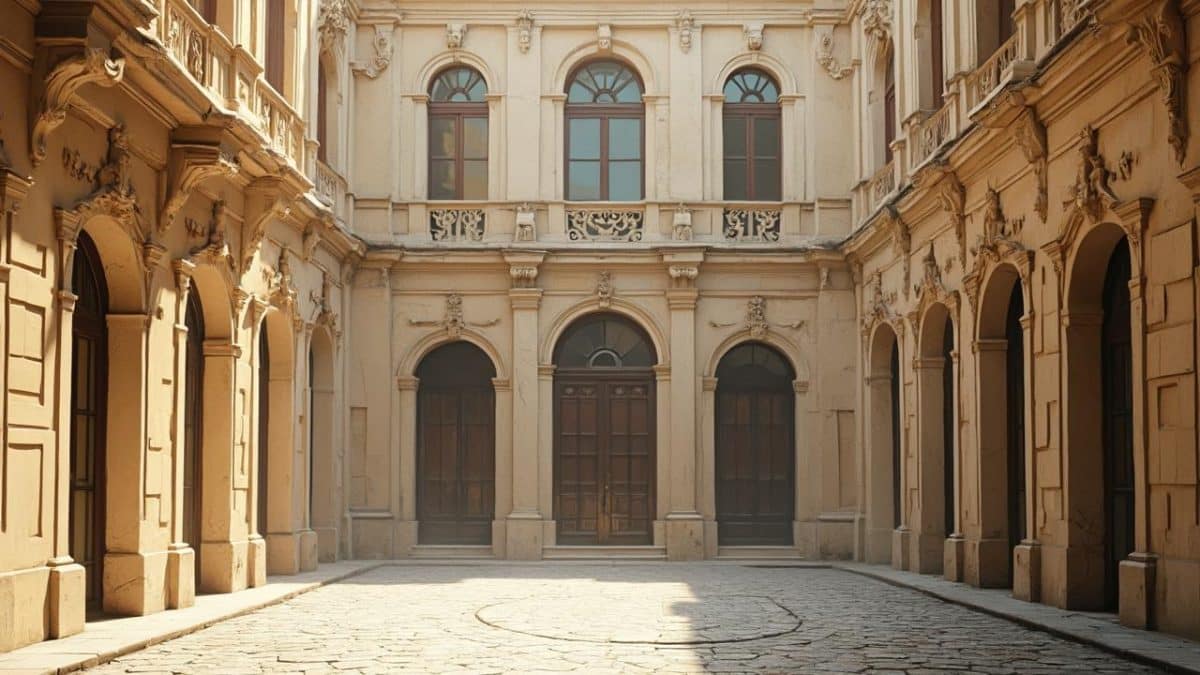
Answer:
[88,564,1160,674]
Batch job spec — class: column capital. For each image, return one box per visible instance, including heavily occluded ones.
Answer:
[538,364,556,379]
[793,379,809,394]
[702,376,718,391]
[203,340,243,359]
[972,338,1007,353]
[653,363,672,381]
[397,375,419,391]
[665,287,698,308]
[491,377,512,392]
[509,287,543,309]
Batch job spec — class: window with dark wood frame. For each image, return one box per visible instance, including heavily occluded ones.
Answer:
[723,69,781,201]
[190,0,216,22]
[428,67,488,200]
[565,60,644,202]
[884,50,896,164]
[265,0,285,92]
[931,0,945,108]
[317,64,328,163]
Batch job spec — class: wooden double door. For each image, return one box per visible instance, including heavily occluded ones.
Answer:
[416,343,496,545]
[554,372,655,545]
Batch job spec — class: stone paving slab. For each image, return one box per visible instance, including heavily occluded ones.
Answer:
[0,562,381,675]
[837,562,1200,674]
[73,564,1172,674]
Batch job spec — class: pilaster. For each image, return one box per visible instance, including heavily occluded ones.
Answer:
[662,253,703,560]
[508,279,544,560]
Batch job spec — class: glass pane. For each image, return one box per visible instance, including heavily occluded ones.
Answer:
[724,69,780,103]
[463,160,487,200]
[567,61,643,103]
[753,117,781,158]
[431,67,487,102]
[608,161,641,201]
[430,117,456,158]
[753,159,780,201]
[463,117,488,159]
[429,159,456,199]
[568,161,600,200]
[608,118,641,160]
[723,116,746,157]
[569,118,601,160]
[724,160,747,200]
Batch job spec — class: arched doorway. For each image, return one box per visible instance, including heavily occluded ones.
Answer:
[715,342,795,545]
[914,304,953,572]
[70,231,108,607]
[415,342,497,544]
[553,313,656,545]
[863,324,900,564]
[1101,240,1134,610]
[182,291,205,587]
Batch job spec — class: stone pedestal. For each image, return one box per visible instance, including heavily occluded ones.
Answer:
[47,558,85,639]
[315,526,339,563]
[198,541,249,594]
[298,529,319,571]
[247,535,267,587]
[943,534,965,582]
[966,537,1012,588]
[104,550,168,615]
[393,520,418,557]
[505,514,544,560]
[1119,552,1157,629]
[665,514,704,561]
[266,532,302,574]
[911,531,944,574]
[165,545,195,609]
[1013,540,1041,602]
[892,527,911,570]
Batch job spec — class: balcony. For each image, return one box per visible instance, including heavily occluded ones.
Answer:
[964,34,1028,112]
[908,102,954,171]
[314,160,347,219]
[153,0,306,170]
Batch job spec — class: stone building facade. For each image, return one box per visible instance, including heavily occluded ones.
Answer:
[1,0,1198,655]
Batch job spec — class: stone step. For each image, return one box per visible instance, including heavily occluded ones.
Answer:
[542,545,668,561]
[716,545,806,560]
[409,545,495,559]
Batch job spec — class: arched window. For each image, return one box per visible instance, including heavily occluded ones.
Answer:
[316,63,329,163]
[265,0,285,91]
[565,60,644,201]
[722,69,781,201]
[429,67,488,200]
[884,50,896,164]
[929,0,945,108]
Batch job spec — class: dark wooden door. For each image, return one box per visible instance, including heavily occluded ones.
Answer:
[183,291,204,582]
[416,343,495,544]
[555,374,654,545]
[70,232,107,607]
[715,343,795,545]
[1102,240,1134,610]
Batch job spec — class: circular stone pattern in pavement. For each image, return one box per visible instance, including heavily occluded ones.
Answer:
[475,594,800,645]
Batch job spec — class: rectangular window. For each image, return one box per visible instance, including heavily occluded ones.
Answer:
[265,0,285,92]
[724,112,780,201]
[428,113,488,200]
[567,116,642,201]
[568,118,602,200]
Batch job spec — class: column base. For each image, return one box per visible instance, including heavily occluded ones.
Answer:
[816,513,855,559]
[1119,552,1157,629]
[247,535,267,587]
[266,532,301,575]
[505,513,544,560]
[703,520,719,559]
[795,519,818,559]
[491,520,508,558]
[393,520,418,557]
[165,545,195,609]
[104,550,168,616]
[966,537,1012,588]
[863,525,893,564]
[1013,539,1042,602]
[198,540,249,594]
[47,557,86,639]
[910,531,944,574]
[664,513,704,561]
[298,529,319,572]
[314,526,339,564]
[891,527,911,570]
[943,534,965,582]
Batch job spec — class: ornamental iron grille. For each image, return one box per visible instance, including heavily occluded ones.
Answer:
[430,209,485,241]
[566,208,644,242]
[723,207,781,242]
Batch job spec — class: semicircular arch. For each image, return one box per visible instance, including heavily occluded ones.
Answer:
[552,41,657,95]
[399,328,508,381]
[414,52,499,95]
[705,328,808,383]
[541,298,667,367]
[711,53,797,97]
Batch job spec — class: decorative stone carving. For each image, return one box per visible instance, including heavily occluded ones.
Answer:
[58,124,145,242]
[352,24,395,79]
[161,145,238,234]
[515,204,536,241]
[596,271,614,308]
[1012,107,1048,222]
[672,204,693,241]
[33,49,126,166]
[668,265,699,288]
[446,23,467,49]
[597,24,613,51]
[1124,0,1188,165]
[862,0,892,47]
[934,170,966,266]
[186,30,206,81]
[430,209,485,242]
[676,11,695,52]
[241,187,291,276]
[409,293,499,338]
[710,295,804,335]
[1066,124,1119,224]
[268,247,297,311]
[965,187,1031,314]
[311,272,340,338]
[303,219,324,261]
[317,0,351,54]
[62,147,98,183]
[743,23,764,51]
[516,10,534,54]
[189,200,229,260]
[881,206,910,294]
[912,243,954,314]
[861,270,899,335]
[566,208,643,242]
[815,27,853,80]
[510,265,539,288]
[723,207,780,242]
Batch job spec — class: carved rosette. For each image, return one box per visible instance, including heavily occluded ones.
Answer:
[567,208,643,242]
[723,208,780,242]
[430,209,485,242]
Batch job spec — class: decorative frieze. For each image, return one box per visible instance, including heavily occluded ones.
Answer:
[430,209,485,242]
[1124,0,1188,165]
[33,49,126,166]
[723,207,780,242]
[566,208,643,242]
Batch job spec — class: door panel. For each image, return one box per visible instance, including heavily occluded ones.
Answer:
[417,384,494,544]
[716,390,794,545]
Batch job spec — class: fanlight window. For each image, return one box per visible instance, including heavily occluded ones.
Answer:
[428,67,488,200]
[565,60,644,201]
[723,68,781,201]
[715,342,794,390]
[555,314,655,369]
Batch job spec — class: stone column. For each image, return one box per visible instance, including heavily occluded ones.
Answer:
[1013,310,1042,602]
[700,376,718,558]
[197,340,246,594]
[793,380,816,556]
[969,338,1010,588]
[507,286,544,559]
[296,325,318,572]
[395,374,419,555]
[492,377,513,557]
[245,298,269,588]
[664,256,703,560]
[864,370,895,564]
[166,261,197,609]
[910,356,946,574]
